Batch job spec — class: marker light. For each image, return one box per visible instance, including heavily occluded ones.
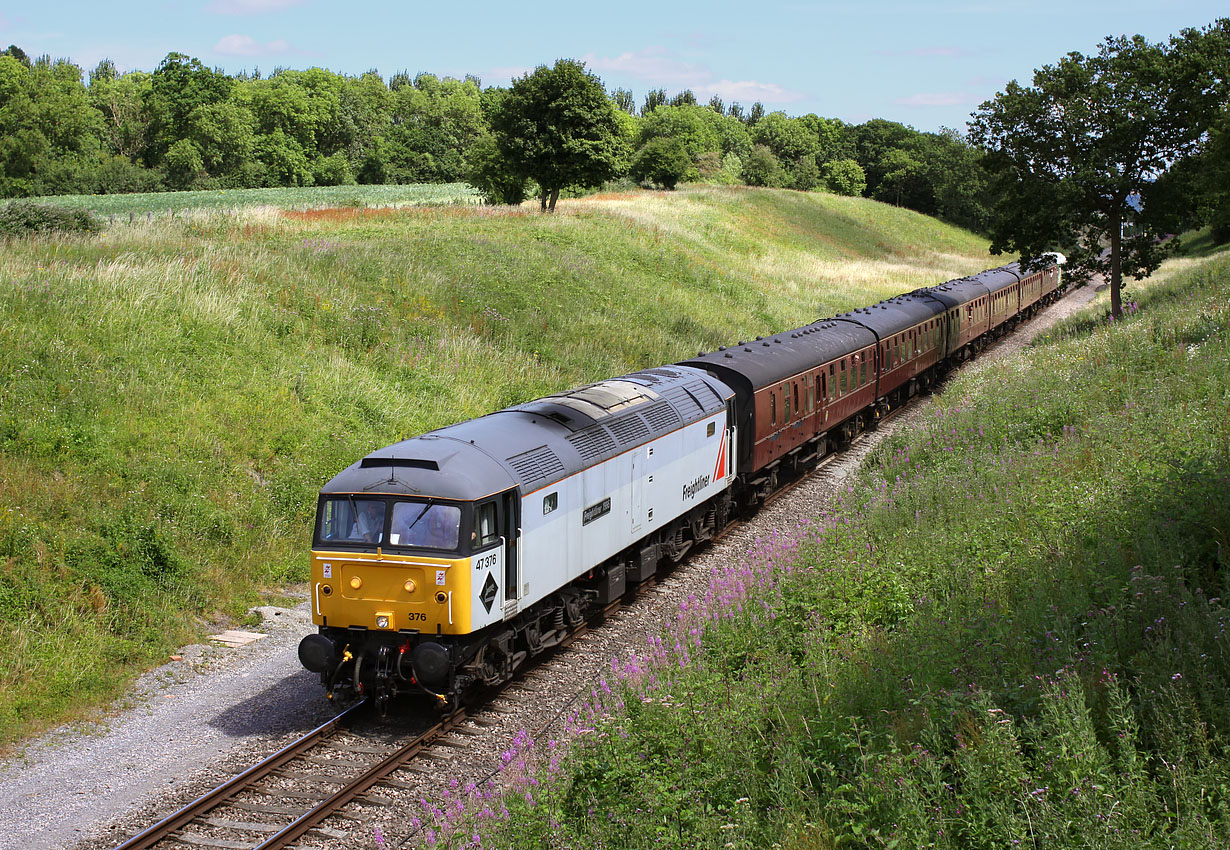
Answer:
[350,576,362,590]
[376,615,390,629]
[404,579,417,593]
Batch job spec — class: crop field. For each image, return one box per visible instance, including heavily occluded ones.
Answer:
[26,182,481,218]
[0,185,993,744]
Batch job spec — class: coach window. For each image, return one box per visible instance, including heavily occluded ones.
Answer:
[770,393,777,425]
[793,382,800,416]
[828,364,836,400]
[839,360,848,395]
[784,386,791,422]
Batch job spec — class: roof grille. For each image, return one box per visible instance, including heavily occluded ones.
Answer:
[688,378,725,406]
[568,428,617,462]
[662,386,703,417]
[609,414,651,445]
[506,446,565,486]
[642,402,682,431]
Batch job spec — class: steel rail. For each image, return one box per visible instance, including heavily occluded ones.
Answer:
[253,710,466,850]
[113,700,368,850]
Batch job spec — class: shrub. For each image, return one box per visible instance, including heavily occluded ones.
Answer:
[0,201,100,237]
[465,133,528,205]
[164,139,205,190]
[311,153,355,187]
[630,137,692,190]
[91,156,165,194]
[742,144,786,187]
[789,154,822,191]
[823,158,868,196]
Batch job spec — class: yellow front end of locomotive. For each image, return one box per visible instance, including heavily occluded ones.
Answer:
[310,549,474,635]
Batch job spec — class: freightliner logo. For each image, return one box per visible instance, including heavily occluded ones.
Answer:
[682,474,710,501]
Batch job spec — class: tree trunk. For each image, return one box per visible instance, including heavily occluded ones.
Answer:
[1109,210,1123,318]
[548,187,560,212]
[539,191,548,213]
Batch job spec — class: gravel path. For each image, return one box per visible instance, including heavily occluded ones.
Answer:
[0,282,1095,850]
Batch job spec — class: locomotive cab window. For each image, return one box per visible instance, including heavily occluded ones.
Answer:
[543,492,558,515]
[475,501,499,548]
[707,421,716,438]
[318,497,387,545]
[388,501,461,551]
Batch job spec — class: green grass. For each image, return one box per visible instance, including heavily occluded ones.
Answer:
[444,248,1230,849]
[25,182,480,217]
[0,185,991,746]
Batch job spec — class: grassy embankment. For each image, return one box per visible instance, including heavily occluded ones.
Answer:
[441,249,1230,849]
[0,186,989,746]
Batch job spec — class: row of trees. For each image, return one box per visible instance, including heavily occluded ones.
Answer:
[0,45,992,229]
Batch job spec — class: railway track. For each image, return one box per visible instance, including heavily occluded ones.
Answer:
[112,288,1073,850]
[113,703,472,850]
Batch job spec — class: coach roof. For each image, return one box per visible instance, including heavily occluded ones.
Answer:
[681,319,877,390]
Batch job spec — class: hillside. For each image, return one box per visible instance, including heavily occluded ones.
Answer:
[0,186,990,744]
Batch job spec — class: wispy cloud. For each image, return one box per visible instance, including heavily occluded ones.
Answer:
[213,34,292,57]
[876,46,977,58]
[207,0,305,14]
[582,47,806,104]
[486,64,536,83]
[895,91,976,107]
[700,79,807,104]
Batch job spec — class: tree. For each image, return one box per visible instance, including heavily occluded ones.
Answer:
[384,73,484,182]
[970,22,1229,316]
[89,67,152,163]
[630,136,691,189]
[487,59,628,212]
[669,89,697,107]
[144,53,234,165]
[611,88,636,114]
[642,88,666,114]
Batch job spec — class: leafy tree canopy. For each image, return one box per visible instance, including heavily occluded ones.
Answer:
[970,20,1230,315]
[488,59,628,212]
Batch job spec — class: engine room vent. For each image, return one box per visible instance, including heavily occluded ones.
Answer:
[609,414,651,446]
[568,428,618,462]
[642,402,682,432]
[506,445,566,486]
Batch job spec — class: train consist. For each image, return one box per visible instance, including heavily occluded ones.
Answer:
[298,258,1063,710]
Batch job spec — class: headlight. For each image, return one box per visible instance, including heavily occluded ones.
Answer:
[376,615,390,629]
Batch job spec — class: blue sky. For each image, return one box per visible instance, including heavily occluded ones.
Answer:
[1,0,1223,132]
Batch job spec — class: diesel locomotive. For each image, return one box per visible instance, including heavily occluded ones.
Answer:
[297,257,1063,710]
